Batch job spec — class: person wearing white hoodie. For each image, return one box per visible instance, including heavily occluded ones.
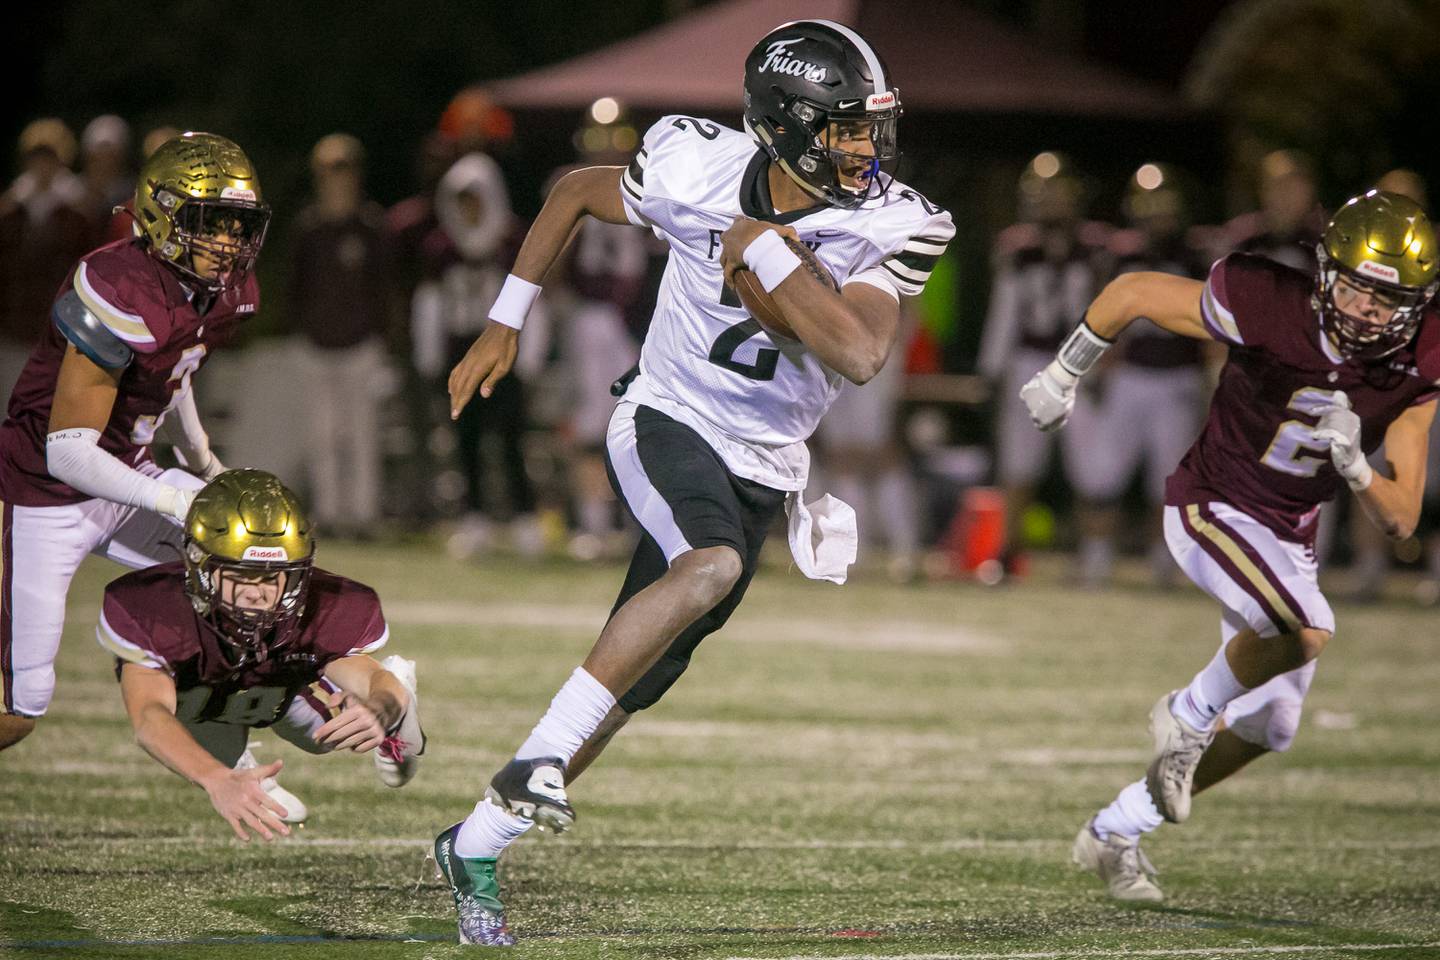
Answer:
[412,152,547,558]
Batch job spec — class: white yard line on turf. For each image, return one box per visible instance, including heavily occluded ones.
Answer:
[728,941,1440,960]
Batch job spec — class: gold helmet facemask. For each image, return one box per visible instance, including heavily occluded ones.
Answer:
[182,470,315,668]
[135,132,271,294]
[1315,190,1438,361]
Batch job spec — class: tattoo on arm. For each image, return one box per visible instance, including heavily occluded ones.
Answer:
[786,239,838,291]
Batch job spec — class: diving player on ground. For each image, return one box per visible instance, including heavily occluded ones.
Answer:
[1022,191,1439,901]
[1,133,267,753]
[100,470,424,840]
[434,20,954,945]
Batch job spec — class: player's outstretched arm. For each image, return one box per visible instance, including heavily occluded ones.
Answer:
[1020,272,1209,431]
[119,663,290,841]
[47,345,196,520]
[317,654,406,753]
[447,166,631,418]
[1084,271,1210,341]
[719,218,900,384]
[1321,396,1434,540]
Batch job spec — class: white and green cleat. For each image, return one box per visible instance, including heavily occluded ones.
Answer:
[433,822,515,946]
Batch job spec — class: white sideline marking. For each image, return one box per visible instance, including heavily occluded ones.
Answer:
[383,601,1004,655]
[728,942,1440,960]
[81,836,1440,852]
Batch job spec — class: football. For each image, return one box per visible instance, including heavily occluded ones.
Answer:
[730,238,837,341]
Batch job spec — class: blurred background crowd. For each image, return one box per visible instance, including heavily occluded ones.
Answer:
[6,0,1440,598]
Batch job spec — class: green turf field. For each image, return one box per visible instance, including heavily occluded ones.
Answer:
[2,543,1438,959]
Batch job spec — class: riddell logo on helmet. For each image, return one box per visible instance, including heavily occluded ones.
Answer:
[760,40,828,82]
[865,91,896,111]
[221,186,256,202]
[242,545,288,561]
[1355,260,1401,284]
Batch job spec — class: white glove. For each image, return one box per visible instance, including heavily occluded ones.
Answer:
[156,485,197,525]
[1019,360,1079,432]
[1313,391,1372,491]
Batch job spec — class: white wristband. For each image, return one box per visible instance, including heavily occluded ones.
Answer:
[1055,320,1113,377]
[488,274,542,331]
[742,230,802,293]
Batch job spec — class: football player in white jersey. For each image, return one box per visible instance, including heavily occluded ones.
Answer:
[434,20,953,945]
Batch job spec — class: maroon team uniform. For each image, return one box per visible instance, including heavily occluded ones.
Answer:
[1,238,255,505]
[1,238,256,718]
[97,563,388,763]
[1172,253,1440,544]
[1162,252,1440,750]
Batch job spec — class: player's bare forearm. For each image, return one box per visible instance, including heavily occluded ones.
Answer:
[512,166,630,283]
[771,276,899,384]
[324,654,406,731]
[448,167,632,417]
[121,667,228,788]
[1354,473,1422,540]
[1085,272,1211,343]
[1355,401,1433,539]
[135,703,232,787]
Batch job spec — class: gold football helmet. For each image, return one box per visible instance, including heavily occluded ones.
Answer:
[1018,151,1083,225]
[1316,190,1438,360]
[183,469,315,665]
[134,132,270,293]
[1123,162,1186,226]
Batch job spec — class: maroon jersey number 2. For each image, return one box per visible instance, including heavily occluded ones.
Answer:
[1260,387,1343,479]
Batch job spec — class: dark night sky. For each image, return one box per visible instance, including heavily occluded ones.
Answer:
[8,0,1238,196]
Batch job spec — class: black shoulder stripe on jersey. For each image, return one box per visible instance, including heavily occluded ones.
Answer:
[881,260,925,288]
[621,174,643,204]
[911,234,950,245]
[627,154,645,188]
[891,250,941,272]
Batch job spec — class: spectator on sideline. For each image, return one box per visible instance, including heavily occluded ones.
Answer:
[0,119,92,399]
[288,133,397,538]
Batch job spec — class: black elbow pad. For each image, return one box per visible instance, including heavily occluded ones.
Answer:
[52,289,134,369]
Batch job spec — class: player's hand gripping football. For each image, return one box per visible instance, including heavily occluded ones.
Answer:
[202,758,291,842]
[1019,361,1079,432]
[719,217,799,288]
[314,690,388,753]
[1313,391,1372,490]
[447,321,519,420]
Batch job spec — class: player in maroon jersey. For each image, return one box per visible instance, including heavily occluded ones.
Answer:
[100,470,424,838]
[1022,190,1439,901]
[0,133,267,752]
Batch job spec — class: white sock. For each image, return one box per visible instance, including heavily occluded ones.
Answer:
[455,798,533,859]
[515,666,616,764]
[1092,779,1164,840]
[1172,645,1250,731]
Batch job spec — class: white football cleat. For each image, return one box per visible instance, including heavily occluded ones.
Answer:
[1145,690,1216,823]
[1072,820,1163,902]
[374,655,425,788]
[236,746,308,824]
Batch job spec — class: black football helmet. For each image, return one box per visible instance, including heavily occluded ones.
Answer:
[743,20,900,209]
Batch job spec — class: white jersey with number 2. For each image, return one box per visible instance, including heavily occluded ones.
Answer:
[618,115,953,491]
